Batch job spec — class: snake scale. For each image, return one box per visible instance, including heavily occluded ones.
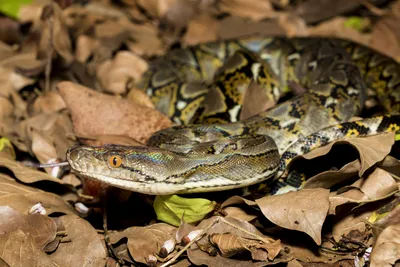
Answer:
[67,37,400,195]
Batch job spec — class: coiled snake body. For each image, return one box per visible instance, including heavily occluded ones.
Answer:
[67,37,400,195]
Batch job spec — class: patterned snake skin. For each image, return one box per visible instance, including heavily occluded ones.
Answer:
[67,37,400,195]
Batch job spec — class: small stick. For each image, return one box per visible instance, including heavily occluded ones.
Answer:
[23,161,70,168]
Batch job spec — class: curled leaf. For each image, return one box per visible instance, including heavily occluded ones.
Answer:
[256,188,330,245]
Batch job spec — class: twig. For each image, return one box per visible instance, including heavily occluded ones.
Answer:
[160,218,219,267]
[44,3,55,93]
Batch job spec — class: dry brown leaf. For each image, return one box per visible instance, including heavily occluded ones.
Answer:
[370,224,400,267]
[126,88,155,109]
[108,223,176,265]
[196,217,281,258]
[0,230,56,266]
[359,168,398,200]
[0,97,13,119]
[161,0,200,44]
[221,196,258,221]
[329,187,365,215]
[219,0,278,21]
[57,81,172,144]
[373,198,400,236]
[255,188,330,245]
[223,207,258,222]
[0,153,62,184]
[126,22,165,56]
[188,248,271,267]
[294,0,369,24]
[371,5,400,61]
[31,130,57,168]
[380,155,400,179]
[308,17,371,46]
[210,233,280,261]
[287,259,304,267]
[289,133,395,184]
[137,0,179,18]
[0,206,57,249]
[182,14,219,46]
[221,195,257,208]
[75,35,99,63]
[38,3,73,63]
[32,91,66,115]
[277,14,308,37]
[188,217,286,266]
[328,168,398,215]
[240,80,277,120]
[331,208,372,243]
[0,65,36,98]
[280,238,354,263]
[304,160,360,190]
[60,173,82,187]
[0,174,76,215]
[96,51,148,94]
[49,215,107,267]
[218,16,285,40]
[77,134,143,147]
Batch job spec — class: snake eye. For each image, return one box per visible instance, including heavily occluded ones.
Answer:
[109,155,122,168]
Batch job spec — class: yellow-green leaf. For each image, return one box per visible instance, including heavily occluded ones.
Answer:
[0,0,33,18]
[344,16,366,32]
[0,137,15,159]
[154,195,216,226]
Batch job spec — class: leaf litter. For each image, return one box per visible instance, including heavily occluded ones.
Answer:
[0,0,400,266]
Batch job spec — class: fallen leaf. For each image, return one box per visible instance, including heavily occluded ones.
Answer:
[154,195,217,226]
[370,197,400,238]
[0,206,57,249]
[370,224,400,267]
[49,215,107,267]
[280,237,354,263]
[308,17,371,46]
[57,81,172,144]
[0,230,56,266]
[219,0,278,21]
[126,88,155,109]
[38,3,74,63]
[255,188,330,245]
[287,133,396,186]
[379,155,400,179]
[96,51,148,94]
[32,91,66,115]
[218,16,285,40]
[328,167,398,215]
[126,22,165,56]
[304,160,360,190]
[223,206,258,222]
[0,97,13,119]
[75,35,98,63]
[329,186,365,215]
[331,207,373,243]
[188,216,285,265]
[108,223,176,265]
[371,10,400,60]
[359,168,398,200]
[210,233,281,261]
[0,153,63,184]
[182,14,219,46]
[0,173,76,215]
[77,134,143,147]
